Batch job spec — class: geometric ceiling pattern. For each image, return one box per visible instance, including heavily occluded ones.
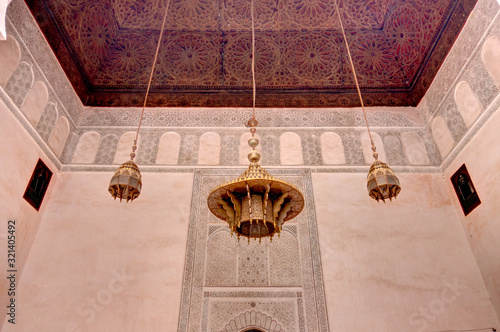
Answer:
[27,0,477,107]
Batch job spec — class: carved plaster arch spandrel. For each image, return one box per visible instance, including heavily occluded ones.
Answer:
[222,310,285,332]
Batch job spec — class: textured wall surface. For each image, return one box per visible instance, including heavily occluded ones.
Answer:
[178,169,328,332]
[1,0,500,330]
[313,172,499,331]
[444,105,500,319]
[2,166,499,331]
[0,97,58,331]
[6,0,83,122]
[1,0,499,173]
[1,172,193,332]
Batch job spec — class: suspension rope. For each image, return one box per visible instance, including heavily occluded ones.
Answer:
[251,0,256,120]
[334,0,378,159]
[132,0,172,159]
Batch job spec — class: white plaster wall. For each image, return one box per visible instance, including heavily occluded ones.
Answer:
[0,35,19,86]
[313,172,499,331]
[156,132,181,165]
[198,132,221,165]
[0,99,58,330]
[320,132,346,165]
[20,80,49,127]
[47,116,69,158]
[454,81,483,128]
[444,106,500,319]
[401,132,430,165]
[432,116,454,159]
[280,132,303,165]
[1,171,193,332]
[71,131,100,164]
[482,36,500,89]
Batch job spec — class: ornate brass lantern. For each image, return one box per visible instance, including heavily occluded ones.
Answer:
[207,1,304,240]
[334,0,401,202]
[367,160,401,202]
[109,148,142,202]
[208,134,304,241]
[108,1,171,202]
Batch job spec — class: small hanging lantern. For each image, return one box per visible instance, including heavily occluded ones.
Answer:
[365,144,401,202]
[334,0,401,202]
[109,145,142,202]
[108,0,171,202]
[367,160,401,202]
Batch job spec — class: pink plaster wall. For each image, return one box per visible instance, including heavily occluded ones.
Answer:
[313,172,499,331]
[0,99,58,330]
[1,171,193,332]
[2,96,500,330]
[444,106,500,320]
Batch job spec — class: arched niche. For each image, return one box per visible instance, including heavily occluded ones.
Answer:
[71,131,101,164]
[198,132,221,165]
[454,81,482,128]
[156,132,181,165]
[361,132,386,164]
[204,230,237,286]
[401,132,430,165]
[113,132,140,164]
[48,116,70,158]
[21,80,49,126]
[320,132,345,165]
[280,132,303,165]
[239,132,261,165]
[481,35,500,88]
[432,116,454,159]
[0,35,20,86]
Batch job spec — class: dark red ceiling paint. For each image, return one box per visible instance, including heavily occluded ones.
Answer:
[25,0,477,108]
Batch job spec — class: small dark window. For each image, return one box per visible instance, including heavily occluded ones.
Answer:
[450,164,480,216]
[23,159,53,211]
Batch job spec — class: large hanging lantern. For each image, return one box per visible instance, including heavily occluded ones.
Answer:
[208,135,304,241]
[207,1,304,241]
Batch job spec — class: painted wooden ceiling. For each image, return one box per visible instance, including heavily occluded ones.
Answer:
[26,0,476,108]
